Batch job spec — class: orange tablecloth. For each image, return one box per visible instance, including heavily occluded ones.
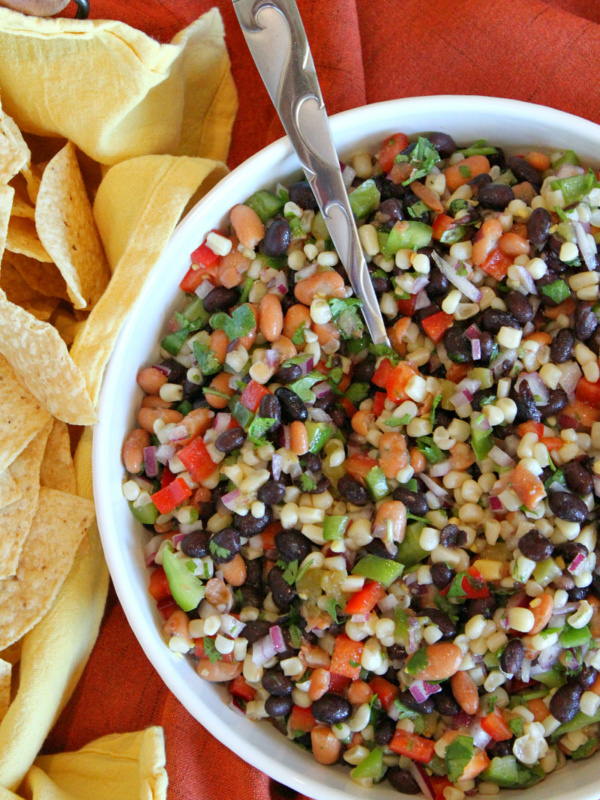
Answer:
[45,1,600,798]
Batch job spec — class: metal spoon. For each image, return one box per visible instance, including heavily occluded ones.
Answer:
[233,0,390,347]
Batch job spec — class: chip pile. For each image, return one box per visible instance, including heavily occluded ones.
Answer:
[0,95,107,720]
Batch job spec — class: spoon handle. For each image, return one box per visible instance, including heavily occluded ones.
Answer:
[233,0,390,346]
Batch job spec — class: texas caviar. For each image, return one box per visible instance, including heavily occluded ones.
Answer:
[122,130,600,797]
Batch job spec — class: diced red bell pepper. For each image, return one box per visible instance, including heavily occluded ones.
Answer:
[341,398,358,418]
[373,391,387,417]
[160,465,176,489]
[178,436,217,483]
[230,675,256,702]
[430,777,452,800]
[517,421,545,438]
[378,132,409,174]
[369,676,399,712]
[289,704,317,733]
[463,566,490,599]
[328,672,352,694]
[344,453,377,482]
[344,581,386,615]
[397,294,418,317]
[191,242,220,268]
[156,596,179,619]
[481,709,513,742]
[421,311,454,344]
[432,213,458,241]
[148,566,172,602]
[151,476,192,514]
[372,358,394,388]
[445,363,471,383]
[576,376,600,406]
[240,380,271,412]
[540,436,563,451]
[389,730,435,764]
[480,247,512,281]
[180,243,220,293]
[512,461,547,510]
[330,635,364,680]
[386,362,417,402]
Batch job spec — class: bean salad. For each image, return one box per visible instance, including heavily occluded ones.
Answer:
[122,130,600,798]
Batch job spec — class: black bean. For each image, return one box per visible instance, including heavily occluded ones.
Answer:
[527,207,551,248]
[262,669,294,696]
[371,275,391,295]
[550,329,575,364]
[487,740,513,758]
[159,358,186,384]
[479,331,495,364]
[374,717,395,746]
[265,695,294,718]
[182,379,204,401]
[376,198,404,229]
[563,461,594,495]
[467,596,497,620]
[549,233,564,255]
[203,286,239,313]
[426,268,450,298]
[417,608,456,639]
[303,453,321,472]
[555,541,589,564]
[481,308,520,334]
[392,486,428,516]
[518,529,554,562]
[233,506,273,536]
[242,619,271,644]
[352,359,376,383]
[469,173,492,196]
[578,666,598,690]
[262,219,291,257]
[387,768,420,795]
[367,538,393,559]
[440,524,463,547]
[549,491,588,523]
[505,291,534,326]
[433,688,460,716]
[549,682,584,723]
[259,393,282,427]
[258,480,286,506]
[276,363,302,383]
[289,180,318,211]
[444,326,471,364]
[508,156,542,188]
[575,302,598,341]
[397,690,434,715]
[500,639,524,675]
[330,407,346,428]
[471,388,495,412]
[275,387,308,423]
[244,557,263,587]
[374,175,406,202]
[569,587,588,601]
[414,303,441,325]
[592,574,600,600]
[215,427,246,454]
[428,132,457,159]
[337,474,368,506]
[276,529,312,564]
[386,644,407,667]
[312,693,352,725]
[268,565,296,609]
[237,585,263,608]
[404,192,431,224]
[181,531,211,558]
[478,183,515,210]
[487,147,506,170]
[513,381,541,424]
[431,563,454,589]
[210,528,240,564]
[539,387,568,418]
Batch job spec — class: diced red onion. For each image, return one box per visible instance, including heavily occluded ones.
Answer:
[144,534,163,566]
[449,392,472,413]
[171,532,187,548]
[377,594,399,613]
[289,460,302,479]
[297,356,314,376]
[155,443,175,465]
[457,377,481,400]
[143,446,158,478]
[532,643,561,671]
[220,614,246,638]
[512,265,537,295]
[489,495,504,512]
[451,710,473,729]
[469,718,492,750]
[221,489,251,515]
[465,324,481,340]
[558,361,582,399]
[516,372,549,406]
[167,424,190,442]
[411,275,430,295]
[569,552,587,574]
[594,476,600,497]
[282,425,291,450]
[271,453,283,481]
[134,475,155,492]
[430,460,452,477]
[404,572,418,586]
[409,764,436,800]
[431,251,482,302]
[252,632,278,666]
[309,407,333,423]
[490,348,517,380]
[213,412,232,434]
[265,350,281,368]
[153,363,171,377]
[409,680,442,704]
[556,164,584,179]
[342,164,356,189]
[270,624,287,653]
[195,279,214,299]
[471,338,482,360]
[472,414,491,432]
[228,697,246,717]
[351,614,369,623]
[488,446,515,468]
[312,381,332,398]
[295,262,318,281]
[420,473,449,498]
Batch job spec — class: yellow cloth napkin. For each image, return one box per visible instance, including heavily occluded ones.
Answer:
[0,7,237,800]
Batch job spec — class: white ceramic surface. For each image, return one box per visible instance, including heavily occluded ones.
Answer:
[93,96,600,800]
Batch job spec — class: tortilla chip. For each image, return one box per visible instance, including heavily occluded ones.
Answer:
[6,216,52,262]
[0,107,29,185]
[0,353,52,474]
[23,163,42,205]
[0,486,95,651]
[0,470,20,510]
[35,142,110,309]
[49,304,84,347]
[0,260,59,321]
[10,194,35,220]
[0,185,13,261]
[0,640,21,666]
[0,659,10,723]
[0,291,96,425]
[40,419,76,495]
[4,252,69,301]
[0,422,51,579]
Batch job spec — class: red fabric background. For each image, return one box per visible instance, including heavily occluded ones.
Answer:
[45,0,600,798]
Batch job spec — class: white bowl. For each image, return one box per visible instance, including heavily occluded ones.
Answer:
[94,96,600,800]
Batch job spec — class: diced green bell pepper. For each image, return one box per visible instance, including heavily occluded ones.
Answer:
[349,179,381,219]
[161,329,188,356]
[550,708,600,741]
[352,555,404,587]
[439,224,468,245]
[177,400,193,416]
[239,275,254,304]
[245,190,284,223]
[535,666,565,688]
[182,296,210,325]
[350,748,385,785]
[572,737,599,760]
[382,220,432,257]
[481,756,544,788]
[128,499,159,525]
[471,425,493,461]
[230,397,255,429]
[365,466,389,501]
[533,557,563,587]
[468,367,493,389]
[551,171,595,205]
[509,686,548,707]
[559,623,591,649]
[553,149,580,168]
[306,421,333,454]
[395,522,428,567]
[323,515,349,541]
[540,279,571,304]
[162,546,205,612]
[483,651,500,669]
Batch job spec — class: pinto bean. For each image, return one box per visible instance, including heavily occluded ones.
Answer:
[137,366,167,395]
[472,218,503,266]
[294,271,346,305]
[290,420,309,455]
[219,554,247,586]
[122,428,150,473]
[197,658,242,682]
[451,670,480,715]
[406,643,463,681]
[230,203,264,250]
[137,407,183,433]
[205,371,235,409]
[218,249,250,288]
[259,293,284,342]
[374,501,407,544]
[283,303,311,341]
[311,726,342,765]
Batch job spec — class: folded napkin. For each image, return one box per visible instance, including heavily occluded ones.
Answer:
[0,7,236,800]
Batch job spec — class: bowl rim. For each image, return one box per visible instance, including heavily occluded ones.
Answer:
[93,94,600,800]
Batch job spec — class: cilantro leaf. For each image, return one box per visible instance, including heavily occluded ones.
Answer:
[458,165,472,179]
[407,511,429,524]
[247,416,277,446]
[345,382,370,404]
[393,698,419,719]
[540,279,570,305]
[277,559,298,586]
[289,371,324,403]
[193,341,220,376]
[545,468,566,491]
[209,540,230,560]
[445,735,473,782]
[300,473,317,492]
[295,557,314,584]
[203,637,223,664]
[289,624,302,648]
[385,414,412,427]
[210,305,256,341]
[325,597,343,624]
[329,366,343,385]
[430,393,442,428]
[368,343,401,364]
[291,322,306,346]
[405,646,430,676]
[401,137,441,186]
[417,436,445,464]
[329,298,364,340]
[282,354,313,367]
[509,717,524,738]
[488,695,497,713]
[349,659,360,669]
